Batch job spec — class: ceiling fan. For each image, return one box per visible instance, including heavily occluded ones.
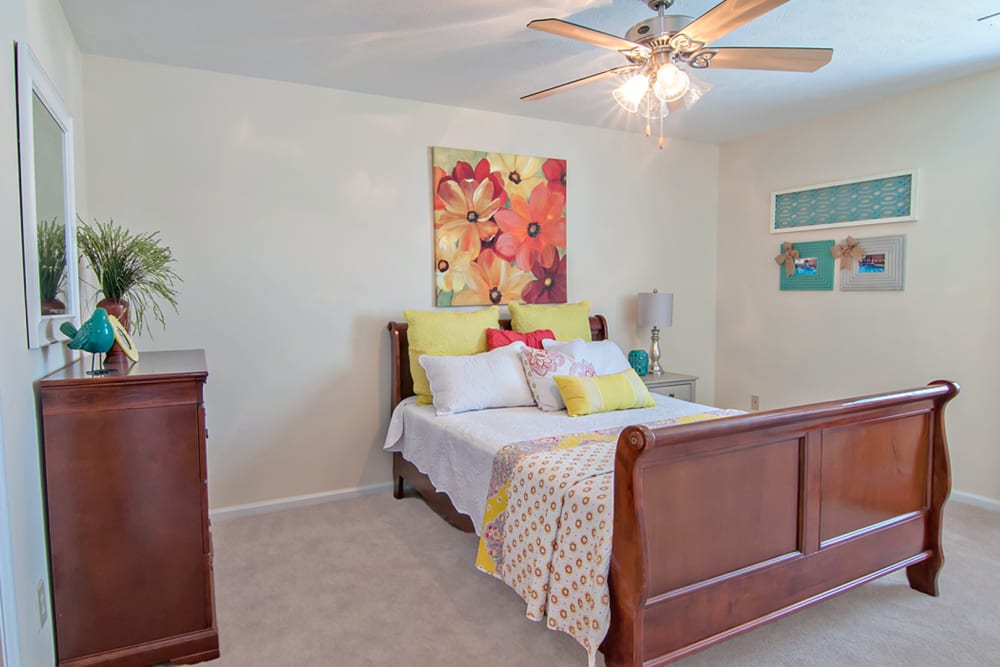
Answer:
[522,0,833,147]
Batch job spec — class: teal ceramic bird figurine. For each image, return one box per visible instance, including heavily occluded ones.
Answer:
[59,307,116,375]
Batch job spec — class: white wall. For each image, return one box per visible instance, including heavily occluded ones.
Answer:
[81,56,721,510]
[0,0,86,664]
[717,68,1000,503]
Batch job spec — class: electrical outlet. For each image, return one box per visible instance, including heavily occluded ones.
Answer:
[750,395,760,411]
[37,578,48,628]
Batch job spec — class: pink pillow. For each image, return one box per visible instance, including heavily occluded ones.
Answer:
[486,328,555,351]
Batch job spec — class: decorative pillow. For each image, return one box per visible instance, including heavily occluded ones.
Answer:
[519,346,597,412]
[419,343,535,415]
[554,369,656,417]
[541,338,631,375]
[486,327,555,351]
[404,307,499,406]
[509,300,591,341]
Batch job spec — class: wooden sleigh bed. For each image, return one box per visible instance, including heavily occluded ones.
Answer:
[387,315,959,666]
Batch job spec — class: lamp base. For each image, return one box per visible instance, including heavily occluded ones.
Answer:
[649,326,663,375]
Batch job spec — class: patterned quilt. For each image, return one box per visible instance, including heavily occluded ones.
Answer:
[475,410,741,666]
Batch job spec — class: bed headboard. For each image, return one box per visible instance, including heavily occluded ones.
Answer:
[387,314,609,410]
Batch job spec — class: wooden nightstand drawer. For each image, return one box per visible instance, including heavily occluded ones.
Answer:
[649,382,692,401]
[641,371,698,403]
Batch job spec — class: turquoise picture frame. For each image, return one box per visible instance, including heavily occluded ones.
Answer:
[779,240,834,291]
[771,170,917,234]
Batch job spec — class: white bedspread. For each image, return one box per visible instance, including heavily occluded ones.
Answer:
[383,393,718,534]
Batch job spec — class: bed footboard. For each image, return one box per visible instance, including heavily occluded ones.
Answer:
[603,381,959,667]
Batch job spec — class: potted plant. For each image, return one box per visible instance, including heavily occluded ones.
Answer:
[76,218,180,358]
[37,217,67,315]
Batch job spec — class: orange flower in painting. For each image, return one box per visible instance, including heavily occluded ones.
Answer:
[494,183,566,271]
[452,250,533,306]
[432,166,448,210]
[436,179,504,252]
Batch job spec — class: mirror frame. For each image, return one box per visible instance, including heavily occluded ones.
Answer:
[16,42,80,349]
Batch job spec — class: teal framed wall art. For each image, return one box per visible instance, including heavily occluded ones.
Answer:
[771,170,917,234]
[779,240,835,291]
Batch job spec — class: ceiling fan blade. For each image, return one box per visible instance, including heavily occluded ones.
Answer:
[521,65,635,101]
[708,47,833,72]
[528,18,647,55]
[680,0,791,47]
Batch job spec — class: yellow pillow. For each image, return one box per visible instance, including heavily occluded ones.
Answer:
[509,300,591,341]
[554,369,656,417]
[404,307,499,405]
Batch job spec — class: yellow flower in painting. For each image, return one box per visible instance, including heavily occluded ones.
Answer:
[435,233,478,293]
[488,152,544,202]
[452,250,533,306]
[436,178,504,250]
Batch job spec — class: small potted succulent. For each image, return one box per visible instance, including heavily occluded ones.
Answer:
[76,217,181,361]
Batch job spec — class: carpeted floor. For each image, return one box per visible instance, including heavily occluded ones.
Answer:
[203,494,998,666]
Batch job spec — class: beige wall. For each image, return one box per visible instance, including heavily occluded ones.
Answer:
[0,0,86,664]
[81,55,721,510]
[717,68,1000,503]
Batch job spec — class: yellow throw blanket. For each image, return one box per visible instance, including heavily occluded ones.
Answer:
[476,410,741,666]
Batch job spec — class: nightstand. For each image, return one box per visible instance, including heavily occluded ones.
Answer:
[641,371,698,402]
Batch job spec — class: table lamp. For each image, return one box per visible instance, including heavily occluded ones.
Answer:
[637,290,673,375]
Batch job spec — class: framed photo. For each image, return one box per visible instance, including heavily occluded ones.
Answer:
[771,170,917,234]
[779,240,835,291]
[840,235,905,291]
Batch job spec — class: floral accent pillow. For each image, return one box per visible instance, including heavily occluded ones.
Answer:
[520,346,596,411]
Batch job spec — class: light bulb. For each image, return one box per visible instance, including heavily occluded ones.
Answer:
[652,62,690,102]
[612,74,650,113]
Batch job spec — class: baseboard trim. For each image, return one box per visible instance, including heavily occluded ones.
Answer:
[210,482,394,522]
[952,490,1000,512]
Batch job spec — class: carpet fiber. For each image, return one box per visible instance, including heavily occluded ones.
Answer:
[203,494,998,666]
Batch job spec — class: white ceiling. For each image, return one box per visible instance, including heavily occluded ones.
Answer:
[60,0,1000,144]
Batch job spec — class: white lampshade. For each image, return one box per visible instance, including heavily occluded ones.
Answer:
[637,291,673,328]
[652,63,690,102]
[612,74,650,113]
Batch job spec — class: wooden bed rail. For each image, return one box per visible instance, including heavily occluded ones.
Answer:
[603,381,959,667]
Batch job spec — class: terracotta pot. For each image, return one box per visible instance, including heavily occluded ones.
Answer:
[97,297,130,365]
[42,297,66,315]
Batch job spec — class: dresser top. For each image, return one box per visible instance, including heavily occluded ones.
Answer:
[39,349,207,386]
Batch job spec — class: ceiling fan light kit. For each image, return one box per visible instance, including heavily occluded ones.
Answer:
[523,0,833,150]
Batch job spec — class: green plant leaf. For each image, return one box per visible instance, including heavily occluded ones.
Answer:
[76,217,182,337]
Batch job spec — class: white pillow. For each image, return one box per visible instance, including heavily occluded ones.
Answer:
[419,342,536,416]
[519,346,597,411]
[541,338,631,375]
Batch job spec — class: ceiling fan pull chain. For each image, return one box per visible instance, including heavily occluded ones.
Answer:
[659,110,665,150]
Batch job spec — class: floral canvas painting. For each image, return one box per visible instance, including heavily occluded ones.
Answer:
[432,146,567,307]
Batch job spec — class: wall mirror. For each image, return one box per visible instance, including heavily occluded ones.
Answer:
[16,42,79,348]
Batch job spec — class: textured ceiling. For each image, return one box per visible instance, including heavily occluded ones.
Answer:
[60,0,1000,143]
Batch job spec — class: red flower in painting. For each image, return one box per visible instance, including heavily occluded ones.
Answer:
[494,182,566,271]
[522,247,567,304]
[542,158,567,196]
[451,158,507,207]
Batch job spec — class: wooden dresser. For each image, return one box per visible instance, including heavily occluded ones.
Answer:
[38,349,219,666]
